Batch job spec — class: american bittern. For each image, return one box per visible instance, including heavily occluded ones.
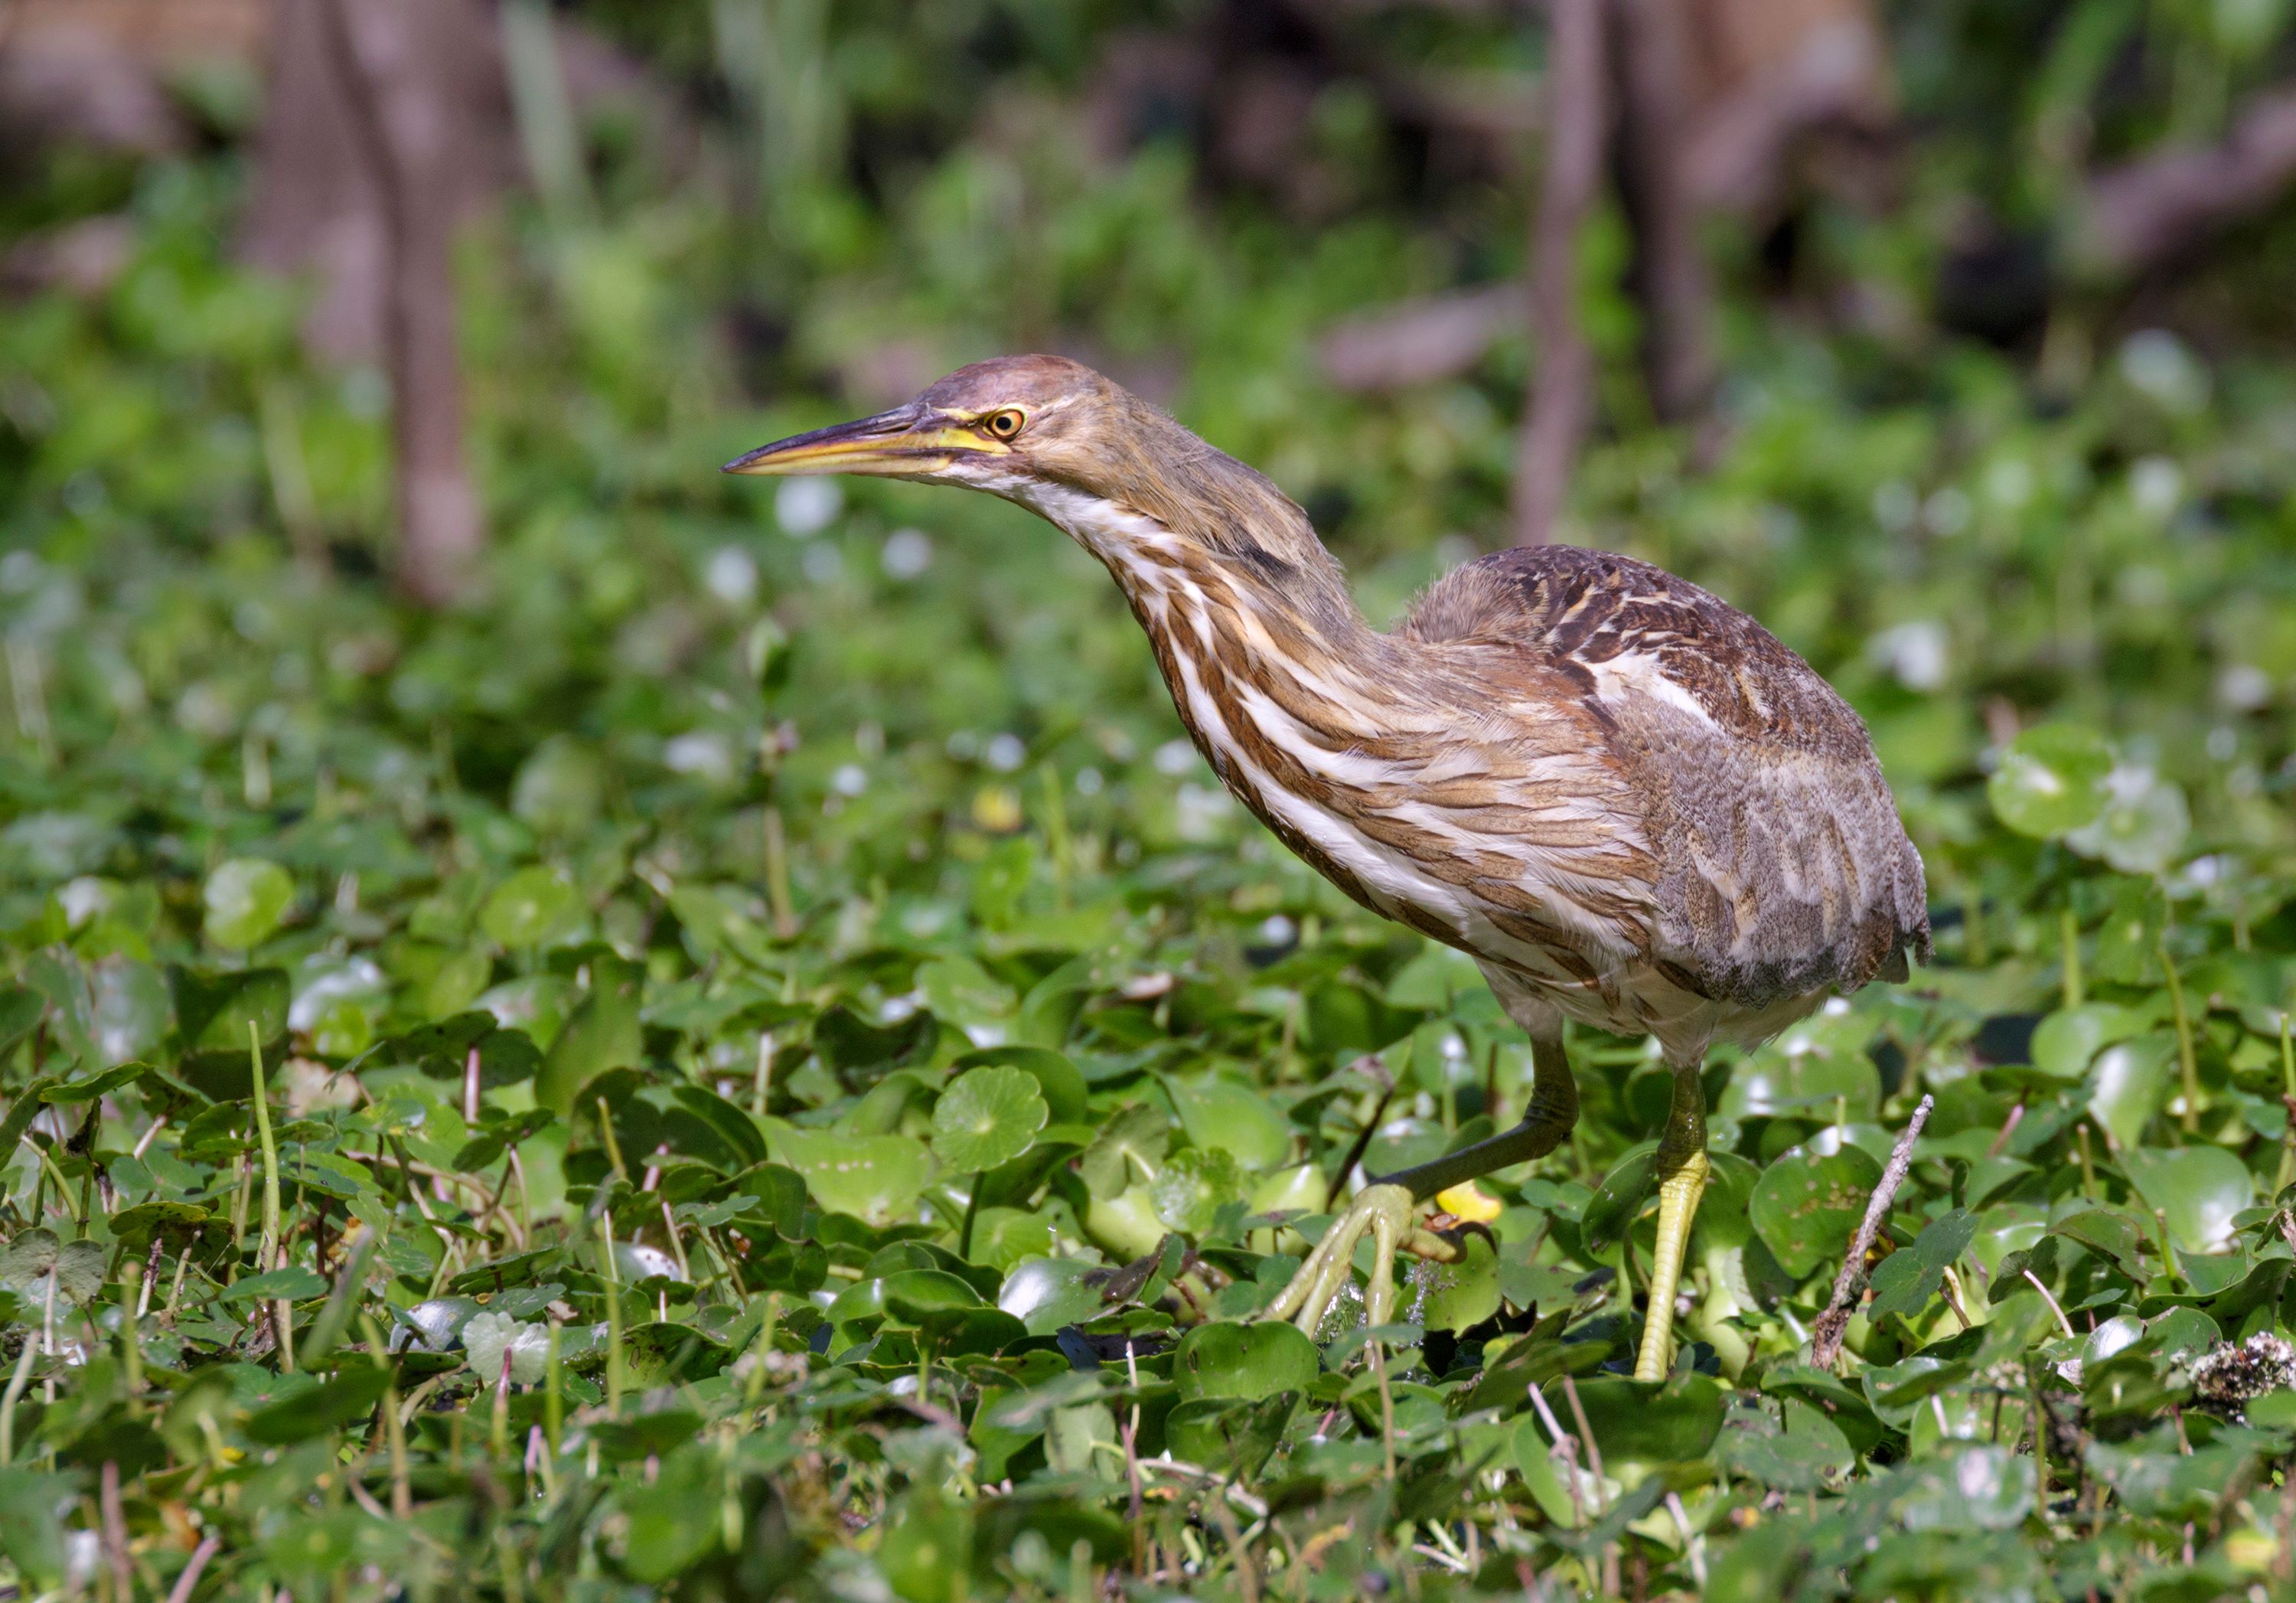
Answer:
[727,355,1930,1381]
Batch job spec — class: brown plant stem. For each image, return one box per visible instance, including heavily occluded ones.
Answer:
[1811,1092,1935,1370]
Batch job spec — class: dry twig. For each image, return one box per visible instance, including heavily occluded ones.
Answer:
[1811,1092,1933,1370]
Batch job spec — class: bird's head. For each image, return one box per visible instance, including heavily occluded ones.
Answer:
[723,354,1138,507]
[726,354,1357,630]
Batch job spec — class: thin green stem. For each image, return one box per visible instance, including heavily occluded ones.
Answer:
[33,1147,80,1226]
[959,1171,983,1261]
[249,1020,291,1370]
[2160,939,2200,1137]
[595,1097,629,1183]
[545,1321,564,1454]
[598,1210,625,1417]
[0,1337,34,1463]
[2277,1017,2296,1195]
[2060,906,2083,1010]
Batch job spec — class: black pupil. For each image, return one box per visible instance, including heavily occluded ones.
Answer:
[993,413,1016,434]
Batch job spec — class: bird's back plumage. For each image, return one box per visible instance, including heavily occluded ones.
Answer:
[1401,544,1931,1031]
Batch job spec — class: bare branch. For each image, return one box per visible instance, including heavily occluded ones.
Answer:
[2077,83,2296,279]
[1319,282,1525,393]
[1810,1092,1933,1371]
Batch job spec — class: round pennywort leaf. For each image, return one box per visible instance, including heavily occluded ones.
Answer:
[1988,724,2112,839]
[1749,1142,1883,1278]
[2065,766,2189,874]
[203,857,295,950]
[931,1065,1047,1174]
[480,865,583,950]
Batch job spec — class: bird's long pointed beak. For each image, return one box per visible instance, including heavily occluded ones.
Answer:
[721,404,998,478]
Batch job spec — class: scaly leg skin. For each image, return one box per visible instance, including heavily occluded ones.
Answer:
[1632,1059,1710,1383]
[1264,1035,1580,1337]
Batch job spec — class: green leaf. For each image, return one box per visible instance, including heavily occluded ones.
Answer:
[0,986,42,1062]
[1078,1103,1170,1199]
[1580,1141,1657,1255]
[1147,1145,1241,1235]
[2066,767,2189,874]
[2088,1032,2177,1150]
[1567,1373,1728,1463]
[619,1323,728,1384]
[997,1256,1102,1335]
[1987,724,2112,838]
[1865,1207,1977,1322]
[243,1365,390,1444]
[1416,1230,1501,1333]
[915,955,1016,1024]
[1165,1392,1296,1478]
[510,735,606,837]
[952,1046,1088,1124]
[536,955,644,1115]
[1721,1399,1855,1490]
[2088,880,2169,984]
[1163,1072,1291,1170]
[2125,1145,2252,1255]
[478,866,583,949]
[0,1229,57,1292]
[220,1265,329,1304]
[1173,1321,1319,1402]
[1890,1444,2036,1532]
[203,857,295,950]
[765,1121,934,1226]
[462,1311,550,1384]
[1750,1142,1883,1278]
[929,1064,1046,1173]
[43,1060,150,1103]
[2030,1003,2147,1079]
[812,1004,937,1080]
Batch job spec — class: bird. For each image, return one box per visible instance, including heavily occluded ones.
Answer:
[726,354,1930,1382]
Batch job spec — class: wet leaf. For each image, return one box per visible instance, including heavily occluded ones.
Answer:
[765,1121,934,1225]
[479,866,583,949]
[1988,724,2112,838]
[2125,1145,2252,1255]
[1750,1142,1883,1278]
[930,1064,1046,1174]
[1173,1321,1319,1402]
[203,857,295,950]
[997,1256,1102,1336]
[1569,1373,1728,1463]
[1163,1072,1291,1170]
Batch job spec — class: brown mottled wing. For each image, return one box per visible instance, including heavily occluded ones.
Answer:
[1404,545,1930,1007]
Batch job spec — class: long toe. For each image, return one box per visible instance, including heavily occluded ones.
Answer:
[1262,1183,1417,1337]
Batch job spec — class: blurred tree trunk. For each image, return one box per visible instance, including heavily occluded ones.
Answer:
[1612,0,1715,429]
[318,0,486,606]
[243,0,505,606]
[1513,0,1606,547]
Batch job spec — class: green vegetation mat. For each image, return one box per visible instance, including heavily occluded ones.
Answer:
[6,90,2296,1603]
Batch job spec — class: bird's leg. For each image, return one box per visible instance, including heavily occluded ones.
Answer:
[1263,1036,1579,1336]
[1632,1059,1710,1382]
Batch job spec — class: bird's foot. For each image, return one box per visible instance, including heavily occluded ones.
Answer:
[1260,1183,1459,1336]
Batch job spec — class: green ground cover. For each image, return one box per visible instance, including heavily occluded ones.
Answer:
[5,30,2296,1596]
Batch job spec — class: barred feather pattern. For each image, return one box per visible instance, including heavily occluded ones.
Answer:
[934,357,1929,1062]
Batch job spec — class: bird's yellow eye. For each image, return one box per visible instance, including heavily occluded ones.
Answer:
[983,408,1025,440]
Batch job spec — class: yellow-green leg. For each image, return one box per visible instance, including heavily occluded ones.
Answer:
[1264,1035,1580,1335]
[1632,1060,1710,1382]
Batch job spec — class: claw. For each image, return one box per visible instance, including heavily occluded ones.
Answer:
[1261,1182,1420,1335]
